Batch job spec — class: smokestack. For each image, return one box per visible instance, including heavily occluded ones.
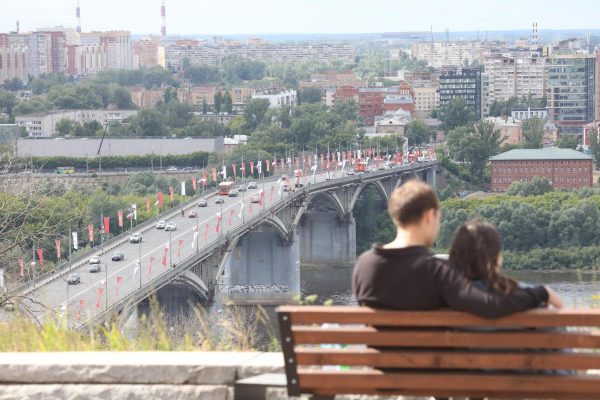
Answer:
[531,22,538,48]
[161,0,166,37]
[76,0,81,33]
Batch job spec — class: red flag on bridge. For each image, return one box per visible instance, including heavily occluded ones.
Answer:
[177,239,184,259]
[18,258,24,277]
[103,216,110,234]
[162,245,169,268]
[259,190,265,206]
[54,239,61,259]
[228,209,235,227]
[146,197,150,212]
[88,224,94,243]
[192,176,197,191]
[215,213,222,234]
[204,223,210,241]
[211,168,217,182]
[77,299,85,321]
[115,276,123,297]
[148,256,156,280]
[117,210,123,228]
[157,192,164,208]
[96,287,104,309]
[36,248,44,273]
[169,186,174,201]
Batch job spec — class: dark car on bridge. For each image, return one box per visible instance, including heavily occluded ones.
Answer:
[89,264,101,273]
[67,273,81,285]
[111,252,125,261]
[215,198,225,205]
[198,199,208,207]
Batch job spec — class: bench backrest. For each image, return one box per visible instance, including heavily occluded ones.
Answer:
[276,306,600,399]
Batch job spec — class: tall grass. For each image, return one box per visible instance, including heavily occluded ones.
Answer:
[0,296,280,352]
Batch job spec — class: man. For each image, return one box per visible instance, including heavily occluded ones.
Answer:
[353,180,561,317]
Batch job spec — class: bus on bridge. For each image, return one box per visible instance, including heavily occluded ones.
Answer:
[218,181,235,195]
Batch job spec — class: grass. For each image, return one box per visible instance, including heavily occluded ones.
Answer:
[0,295,280,352]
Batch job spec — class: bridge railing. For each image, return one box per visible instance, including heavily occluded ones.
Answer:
[12,185,226,296]
[82,194,297,326]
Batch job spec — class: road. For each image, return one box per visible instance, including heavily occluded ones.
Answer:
[23,167,350,322]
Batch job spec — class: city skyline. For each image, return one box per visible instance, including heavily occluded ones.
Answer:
[1,0,599,36]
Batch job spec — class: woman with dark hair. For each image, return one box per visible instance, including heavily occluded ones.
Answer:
[449,218,563,306]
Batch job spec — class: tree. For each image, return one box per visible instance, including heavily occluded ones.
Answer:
[3,77,24,91]
[507,176,554,196]
[405,120,432,147]
[437,98,476,131]
[183,65,219,85]
[0,91,17,115]
[55,118,77,136]
[112,86,135,109]
[243,99,270,131]
[588,129,600,166]
[214,91,223,113]
[134,109,165,136]
[556,135,579,150]
[446,120,504,179]
[300,87,322,104]
[489,96,519,117]
[223,92,233,114]
[521,118,544,149]
[202,99,208,114]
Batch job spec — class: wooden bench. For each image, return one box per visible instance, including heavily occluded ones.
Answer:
[276,305,600,399]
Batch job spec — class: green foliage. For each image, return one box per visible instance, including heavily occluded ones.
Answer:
[354,186,394,254]
[0,91,17,115]
[29,73,71,95]
[13,97,52,116]
[224,59,266,82]
[299,87,322,104]
[503,245,600,270]
[243,98,271,131]
[446,120,504,179]
[93,67,177,90]
[214,91,223,113]
[521,118,544,149]
[183,65,219,85]
[436,98,476,131]
[2,77,24,91]
[25,151,209,171]
[556,134,579,150]
[489,96,519,117]
[437,189,600,260]
[354,51,427,80]
[506,176,554,196]
[405,120,432,147]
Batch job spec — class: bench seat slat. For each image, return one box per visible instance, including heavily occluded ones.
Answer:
[280,306,600,327]
[292,326,600,349]
[298,370,600,395]
[312,387,594,399]
[295,348,600,370]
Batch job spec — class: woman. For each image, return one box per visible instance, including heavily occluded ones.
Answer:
[449,218,562,307]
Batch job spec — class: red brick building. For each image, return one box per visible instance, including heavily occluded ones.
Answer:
[490,148,593,192]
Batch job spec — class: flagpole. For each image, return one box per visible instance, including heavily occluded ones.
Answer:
[138,238,142,289]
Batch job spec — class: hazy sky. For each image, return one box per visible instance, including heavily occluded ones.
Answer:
[1,0,598,35]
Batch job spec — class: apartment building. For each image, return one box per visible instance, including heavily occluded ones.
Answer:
[411,41,489,68]
[545,54,596,138]
[439,67,482,120]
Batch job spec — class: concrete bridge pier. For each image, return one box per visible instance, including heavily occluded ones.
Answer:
[298,211,356,269]
[219,228,300,304]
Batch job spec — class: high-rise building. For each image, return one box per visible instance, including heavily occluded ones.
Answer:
[133,37,160,68]
[483,53,546,113]
[411,41,489,68]
[439,67,482,120]
[545,54,596,138]
[101,31,133,70]
[0,33,29,82]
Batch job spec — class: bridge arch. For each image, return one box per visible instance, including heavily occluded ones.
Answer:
[349,181,389,212]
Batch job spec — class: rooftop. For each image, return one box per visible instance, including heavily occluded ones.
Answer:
[490,147,593,161]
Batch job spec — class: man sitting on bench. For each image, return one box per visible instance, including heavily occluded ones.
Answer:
[353,180,562,318]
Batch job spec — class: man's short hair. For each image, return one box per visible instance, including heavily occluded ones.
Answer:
[388,180,440,227]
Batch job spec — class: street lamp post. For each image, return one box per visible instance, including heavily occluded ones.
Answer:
[138,238,142,289]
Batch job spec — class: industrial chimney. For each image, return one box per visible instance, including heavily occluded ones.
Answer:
[161,0,166,37]
[76,0,81,33]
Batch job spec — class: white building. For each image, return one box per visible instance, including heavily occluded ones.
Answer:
[411,41,489,68]
[511,106,548,121]
[252,89,297,109]
[16,110,138,137]
[374,109,412,134]
[413,85,439,118]
[482,54,546,114]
